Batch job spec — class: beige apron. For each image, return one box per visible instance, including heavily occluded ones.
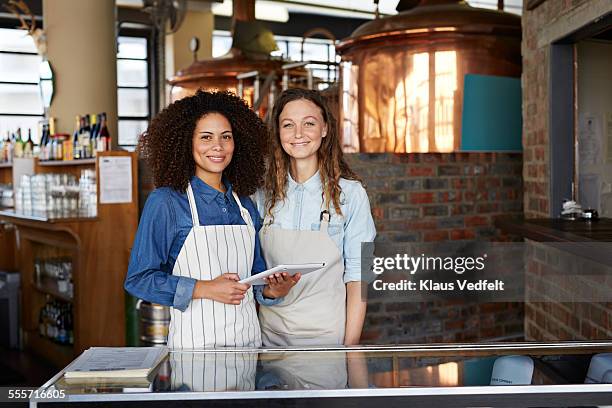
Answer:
[259,352,348,390]
[258,212,346,346]
[167,183,261,349]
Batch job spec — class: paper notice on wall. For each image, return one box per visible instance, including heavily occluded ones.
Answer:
[99,156,132,204]
[579,114,601,167]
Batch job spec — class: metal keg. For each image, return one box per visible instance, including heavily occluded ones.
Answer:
[137,300,170,346]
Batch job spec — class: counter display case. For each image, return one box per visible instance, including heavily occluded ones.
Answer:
[0,152,138,367]
[30,342,612,407]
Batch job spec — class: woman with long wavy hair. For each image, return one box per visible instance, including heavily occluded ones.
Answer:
[254,88,376,346]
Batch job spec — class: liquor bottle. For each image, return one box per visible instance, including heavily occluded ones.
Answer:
[51,135,59,161]
[43,125,50,161]
[73,116,81,160]
[57,305,67,344]
[98,112,110,152]
[6,133,13,162]
[61,130,72,161]
[43,118,55,161]
[47,124,53,160]
[56,135,64,161]
[45,301,54,339]
[32,128,40,158]
[1,131,9,162]
[66,304,74,345]
[39,124,47,160]
[77,116,84,159]
[2,132,7,163]
[0,133,5,163]
[8,132,14,163]
[38,304,46,337]
[90,114,99,157]
[82,115,92,159]
[23,128,34,158]
[49,133,56,161]
[13,128,24,159]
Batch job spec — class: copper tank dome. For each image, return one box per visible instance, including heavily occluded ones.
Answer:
[168,48,288,105]
[336,0,521,152]
[167,0,305,114]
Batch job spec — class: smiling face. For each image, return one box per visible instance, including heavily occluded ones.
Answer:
[192,112,234,184]
[278,99,327,165]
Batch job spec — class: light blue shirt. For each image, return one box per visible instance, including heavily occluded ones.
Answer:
[253,171,376,283]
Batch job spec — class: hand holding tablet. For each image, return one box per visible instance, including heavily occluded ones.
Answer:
[239,263,326,286]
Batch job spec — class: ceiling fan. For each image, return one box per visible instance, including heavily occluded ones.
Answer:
[142,0,187,34]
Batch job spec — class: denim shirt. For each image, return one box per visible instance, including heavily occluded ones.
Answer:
[253,171,376,282]
[125,176,280,312]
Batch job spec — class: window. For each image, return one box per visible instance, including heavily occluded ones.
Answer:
[212,30,233,58]
[0,28,44,143]
[116,35,150,148]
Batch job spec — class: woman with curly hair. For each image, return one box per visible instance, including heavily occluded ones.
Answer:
[125,90,295,350]
[254,88,376,347]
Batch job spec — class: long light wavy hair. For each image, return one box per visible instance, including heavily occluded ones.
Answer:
[263,88,362,221]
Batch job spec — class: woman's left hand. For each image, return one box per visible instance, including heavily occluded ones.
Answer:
[262,272,301,299]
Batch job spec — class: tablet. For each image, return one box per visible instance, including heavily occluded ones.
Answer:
[239,263,326,286]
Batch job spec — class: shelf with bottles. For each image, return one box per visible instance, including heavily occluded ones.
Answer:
[38,113,111,163]
[0,127,36,165]
[37,296,74,347]
[0,112,112,166]
[19,238,80,367]
[33,247,74,302]
[34,277,73,303]
[1,150,137,367]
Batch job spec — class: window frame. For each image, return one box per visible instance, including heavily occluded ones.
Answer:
[0,33,44,143]
[116,28,154,148]
[212,30,338,88]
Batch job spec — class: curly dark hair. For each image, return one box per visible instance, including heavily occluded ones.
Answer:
[139,90,266,196]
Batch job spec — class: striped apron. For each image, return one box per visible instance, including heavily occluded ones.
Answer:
[167,183,262,349]
[170,351,257,391]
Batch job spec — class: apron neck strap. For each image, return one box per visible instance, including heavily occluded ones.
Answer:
[186,183,200,226]
[232,191,253,227]
[187,184,252,227]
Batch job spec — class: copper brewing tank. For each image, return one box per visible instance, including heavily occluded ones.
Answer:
[167,0,304,114]
[168,51,288,105]
[336,0,521,153]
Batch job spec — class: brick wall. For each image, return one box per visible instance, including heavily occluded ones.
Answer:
[345,153,525,344]
[521,0,591,218]
[524,240,612,341]
[522,0,612,342]
[346,153,523,243]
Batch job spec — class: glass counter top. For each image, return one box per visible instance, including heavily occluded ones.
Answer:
[31,342,612,407]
